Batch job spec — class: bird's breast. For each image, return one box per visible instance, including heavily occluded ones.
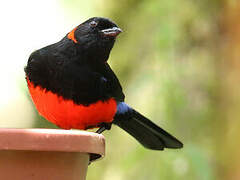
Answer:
[27,79,117,130]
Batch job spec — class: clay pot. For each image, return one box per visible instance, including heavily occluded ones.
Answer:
[0,128,105,180]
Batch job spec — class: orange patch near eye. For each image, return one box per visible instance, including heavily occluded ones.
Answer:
[67,27,78,43]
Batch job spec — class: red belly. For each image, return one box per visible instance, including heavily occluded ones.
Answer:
[27,79,117,130]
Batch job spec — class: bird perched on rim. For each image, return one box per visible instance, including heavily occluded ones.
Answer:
[25,17,183,150]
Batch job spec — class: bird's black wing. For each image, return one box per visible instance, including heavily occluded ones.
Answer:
[96,62,125,102]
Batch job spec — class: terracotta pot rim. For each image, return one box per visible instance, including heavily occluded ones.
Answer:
[0,128,105,162]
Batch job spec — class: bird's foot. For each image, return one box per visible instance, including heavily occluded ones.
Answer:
[95,123,112,134]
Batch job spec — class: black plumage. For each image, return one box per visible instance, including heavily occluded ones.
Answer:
[25,17,183,150]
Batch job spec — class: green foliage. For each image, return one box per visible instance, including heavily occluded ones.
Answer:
[26,0,222,179]
[58,0,223,179]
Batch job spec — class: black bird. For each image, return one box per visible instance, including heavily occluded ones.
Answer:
[25,17,183,150]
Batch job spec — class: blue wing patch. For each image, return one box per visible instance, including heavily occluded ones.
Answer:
[116,102,132,115]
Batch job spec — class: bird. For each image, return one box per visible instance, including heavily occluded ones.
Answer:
[25,17,183,150]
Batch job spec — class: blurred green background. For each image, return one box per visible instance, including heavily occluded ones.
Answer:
[1,0,240,179]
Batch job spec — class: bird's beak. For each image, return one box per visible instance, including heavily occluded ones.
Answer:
[100,27,122,37]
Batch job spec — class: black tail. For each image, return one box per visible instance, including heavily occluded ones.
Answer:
[113,109,183,150]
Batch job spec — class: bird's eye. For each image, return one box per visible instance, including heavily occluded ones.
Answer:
[90,21,98,27]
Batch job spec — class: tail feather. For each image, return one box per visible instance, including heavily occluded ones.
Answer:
[113,103,183,150]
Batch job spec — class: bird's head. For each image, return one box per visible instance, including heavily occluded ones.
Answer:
[67,17,122,62]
